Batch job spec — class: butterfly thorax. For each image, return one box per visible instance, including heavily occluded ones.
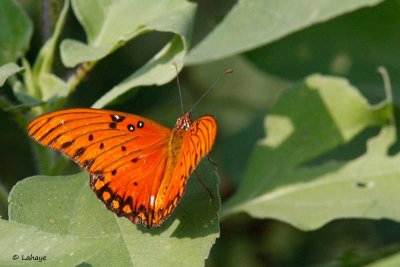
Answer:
[153,113,193,215]
[166,112,193,179]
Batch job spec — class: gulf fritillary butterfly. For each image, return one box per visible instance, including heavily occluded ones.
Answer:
[27,108,217,228]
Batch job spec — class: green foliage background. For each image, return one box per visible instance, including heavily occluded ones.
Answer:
[1,0,400,266]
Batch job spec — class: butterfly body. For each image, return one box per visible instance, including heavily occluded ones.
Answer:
[27,108,217,228]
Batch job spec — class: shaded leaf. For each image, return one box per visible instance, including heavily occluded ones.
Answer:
[0,0,32,65]
[12,81,41,106]
[186,0,383,65]
[222,74,396,230]
[92,36,186,108]
[0,182,8,219]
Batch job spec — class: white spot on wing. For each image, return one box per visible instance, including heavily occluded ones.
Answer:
[150,196,155,207]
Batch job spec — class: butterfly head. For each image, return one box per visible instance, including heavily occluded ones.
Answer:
[175,112,192,131]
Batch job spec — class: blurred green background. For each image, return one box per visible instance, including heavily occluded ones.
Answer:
[2,0,400,266]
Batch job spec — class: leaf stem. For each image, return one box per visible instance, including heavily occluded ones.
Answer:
[67,61,96,93]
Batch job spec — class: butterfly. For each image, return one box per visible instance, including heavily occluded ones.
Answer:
[27,108,217,228]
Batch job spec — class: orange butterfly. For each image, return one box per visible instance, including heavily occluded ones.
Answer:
[27,108,217,228]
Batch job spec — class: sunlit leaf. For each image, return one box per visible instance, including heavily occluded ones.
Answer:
[186,0,383,65]
[222,74,396,230]
[0,62,23,87]
[61,0,195,67]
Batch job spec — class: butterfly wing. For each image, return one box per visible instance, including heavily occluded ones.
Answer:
[153,115,217,225]
[27,108,171,227]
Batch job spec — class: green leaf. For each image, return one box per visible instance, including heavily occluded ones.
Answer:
[10,59,42,106]
[2,163,220,266]
[61,0,195,67]
[222,74,396,230]
[367,252,400,267]
[0,0,32,65]
[92,36,185,108]
[186,0,383,65]
[61,0,195,108]
[39,73,69,102]
[12,81,41,106]
[245,0,400,104]
[0,62,23,87]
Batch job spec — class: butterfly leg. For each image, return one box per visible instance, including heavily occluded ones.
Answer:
[206,155,218,168]
[194,170,215,200]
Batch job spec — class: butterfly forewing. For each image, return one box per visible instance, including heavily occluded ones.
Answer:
[154,115,217,225]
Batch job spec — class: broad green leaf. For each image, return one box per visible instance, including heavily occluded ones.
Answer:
[2,163,220,266]
[92,36,185,108]
[0,0,32,65]
[61,0,196,108]
[367,252,400,267]
[186,0,383,65]
[222,74,396,230]
[0,62,23,87]
[61,0,195,67]
[245,0,400,104]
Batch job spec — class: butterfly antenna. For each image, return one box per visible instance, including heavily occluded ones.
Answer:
[189,69,234,113]
[173,63,185,115]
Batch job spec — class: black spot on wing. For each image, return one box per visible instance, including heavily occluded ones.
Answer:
[111,114,126,122]
[73,147,86,158]
[61,140,74,149]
